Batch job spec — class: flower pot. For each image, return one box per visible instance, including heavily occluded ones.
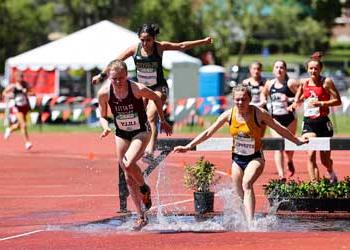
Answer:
[268,197,350,212]
[194,191,214,214]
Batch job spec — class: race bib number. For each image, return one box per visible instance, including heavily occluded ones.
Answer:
[116,113,140,131]
[137,69,157,86]
[304,97,320,117]
[234,136,255,156]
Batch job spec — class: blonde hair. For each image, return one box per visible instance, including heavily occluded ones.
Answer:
[232,85,252,100]
[108,59,127,73]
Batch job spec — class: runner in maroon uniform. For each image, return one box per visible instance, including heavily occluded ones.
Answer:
[97,60,172,230]
[3,72,33,150]
[290,52,342,182]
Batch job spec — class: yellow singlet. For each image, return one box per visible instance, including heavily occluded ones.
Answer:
[229,106,262,156]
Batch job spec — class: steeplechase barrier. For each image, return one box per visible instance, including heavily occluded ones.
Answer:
[117,137,350,212]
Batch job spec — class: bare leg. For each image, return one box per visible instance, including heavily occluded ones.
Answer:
[117,132,152,215]
[144,89,165,156]
[144,101,158,156]
[303,132,319,181]
[231,163,244,200]
[270,128,284,178]
[125,175,143,215]
[16,112,30,143]
[123,132,151,186]
[115,134,149,217]
[285,119,297,176]
[9,122,20,132]
[320,151,337,182]
[242,158,264,223]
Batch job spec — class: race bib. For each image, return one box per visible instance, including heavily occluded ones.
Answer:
[304,97,320,117]
[116,113,141,131]
[137,68,157,86]
[271,101,288,115]
[250,88,260,104]
[15,94,28,107]
[271,93,288,115]
[234,136,255,156]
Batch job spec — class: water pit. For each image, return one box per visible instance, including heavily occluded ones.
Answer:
[55,212,350,234]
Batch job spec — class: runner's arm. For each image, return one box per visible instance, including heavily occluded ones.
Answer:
[92,45,137,85]
[97,86,112,137]
[173,109,230,152]
[323,78,342,107]
[2,84,15,99]
[158,37,212,51]
[259,109,307,145]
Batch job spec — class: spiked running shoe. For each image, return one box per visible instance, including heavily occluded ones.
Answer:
[25,142,33,150]
[132,216,148,231]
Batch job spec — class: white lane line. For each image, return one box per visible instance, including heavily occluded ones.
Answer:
[1,152,114,160]
[149,199,193,211]
[0,194,192,199]
[0,229,44,241]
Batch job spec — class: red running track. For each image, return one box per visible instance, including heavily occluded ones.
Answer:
[0,132,350,249]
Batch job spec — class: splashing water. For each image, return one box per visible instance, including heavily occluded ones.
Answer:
[47,155,350,233]
[154,158,167,224]
[216,187,248,231]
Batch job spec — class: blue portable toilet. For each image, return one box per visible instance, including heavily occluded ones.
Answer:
[198,65,225,97]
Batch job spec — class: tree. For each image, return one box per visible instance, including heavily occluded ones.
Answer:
[201,0,330,65]
[0,0,54,74]
[297,0,342,28]
[128,0,207,56]
[56,0,139,33]
[294,17,329,54]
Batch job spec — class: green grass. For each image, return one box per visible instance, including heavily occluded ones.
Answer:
[227,53,307,67]
[227,52,350,70]
[1,114,349,135]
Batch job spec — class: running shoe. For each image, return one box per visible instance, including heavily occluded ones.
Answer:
[25,142,33,150]
[329,172,338,184]
[287,161,295,178]
[3,128,11,140]
[132,216,148,231]
[279,177,287,183]
[140,184,152,211]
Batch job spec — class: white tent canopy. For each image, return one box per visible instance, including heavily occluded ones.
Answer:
[5,20,201,72]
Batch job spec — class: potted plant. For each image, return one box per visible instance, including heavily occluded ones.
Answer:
[184,156,219,214]
[263,177,350,212]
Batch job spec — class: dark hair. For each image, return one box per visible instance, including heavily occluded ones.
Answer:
[137,23,160,37]
[306,51,324,70]
[250,61,263,70]
[273,60,289,82]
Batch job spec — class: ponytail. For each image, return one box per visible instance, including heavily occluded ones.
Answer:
[306,51,324,70]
